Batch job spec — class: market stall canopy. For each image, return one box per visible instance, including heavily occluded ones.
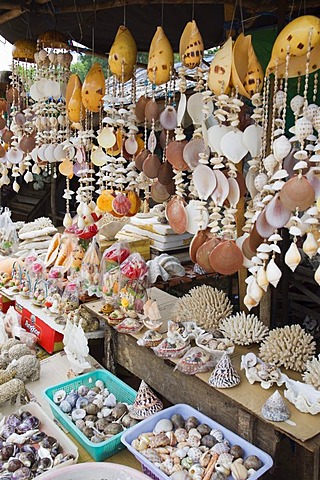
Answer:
[0,0,320,54]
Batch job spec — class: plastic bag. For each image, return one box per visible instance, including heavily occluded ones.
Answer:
[62,280,79,314]
[79,237,101,297]
[3,306,21,336]
[0,209,18,255]
[100,242,130,301]
[114,317,144,334]
[32,279,48,307]
[0,311,8,344]
[118,253,149,313]
[47,266,65,295]
[175,346,216,375]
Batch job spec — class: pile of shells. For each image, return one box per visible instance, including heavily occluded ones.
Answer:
[53,380,138,443]
[0,411,75,478]
[131,413,263,480]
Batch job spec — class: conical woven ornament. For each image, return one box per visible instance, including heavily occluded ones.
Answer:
[129,380,163,419]
[262,390,290,422]
[208,353,240,388]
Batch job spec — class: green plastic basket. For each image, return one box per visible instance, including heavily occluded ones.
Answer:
[43,369,137,462]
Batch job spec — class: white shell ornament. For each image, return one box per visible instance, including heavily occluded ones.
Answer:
[266,258,282,288]
[243,124,263,158]
[220,130,248,163]
[284,242,301,272]
[193,164,216,200]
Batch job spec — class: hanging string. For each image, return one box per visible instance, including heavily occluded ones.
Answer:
[239,0,244,34]
[123,1,126,26]
[73,0,83,43]
[161,0,164,27]
[229,0,238,38]
[191,0,195,21]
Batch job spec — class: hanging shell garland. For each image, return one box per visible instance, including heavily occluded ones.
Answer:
[171,285,233,331]
[108,25,137,82]
[147,26,174,85]
[259,325,316,372]
[220,312,269,346]
[302,355,320,390]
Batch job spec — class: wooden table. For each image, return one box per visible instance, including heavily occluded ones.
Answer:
[85,300,320,480]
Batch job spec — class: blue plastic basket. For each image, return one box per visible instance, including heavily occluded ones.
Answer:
[122,404,274,480]
[44,369,137,462]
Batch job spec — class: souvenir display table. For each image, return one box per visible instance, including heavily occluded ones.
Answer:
[85,295,320,480]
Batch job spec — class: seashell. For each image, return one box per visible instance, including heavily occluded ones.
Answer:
[211,170,229,206]
[98,127,116,149]
[145,99,160,122]
[295,116,314,143]
[154,419,173,434]
[208,37,232,95]
[230,458,249,480]
[166,140,188,171]
[143,153,161,179]
[263,153,278,174]
[229,445,244,459]
[220,129,248,164]
[141,448,162,463]
[19,135,35,153]
[243,124,263,158]
[279,175,315,211]
[302,232,318,259]
[129,380,163,420]
[82,62,105,113]
[261,390,290,422]
[91,147,108,167]
[193,163,216,201]
[255,209,275,238]
[108,25,137,82]
[211,442,231,455]
[244,455,262,470]
[7,147,23,165]
[290,94,304,115]
[183,136,207,170]
[187,447,202,463]
[135,149,150,171]
[180,20,204,69]
[257,265,269,292]
[147,26,174,85]
[207,124,231,156]
[135,96,149,122]
[209,240,243,276]
[151,181,171,203]
[175,428,188,443]
[209,353,240,389]
[187,92,213,125]
[166,196,187,234]
[197,237,220,273]
[185,200,209,233]
[158,161,174,185]
[160,105,177,130]
[59,399,72,413]
[284,242,301,272]
[218,452,234,467]
[266,258,282,288]
[215,463,230,476]
[227,177,240,207]
[71,408,86,421]
[253,172,268,192]
[210,429,224,443]
[53,389,66,404]
[273,135,291,162]
[265,193,291,229]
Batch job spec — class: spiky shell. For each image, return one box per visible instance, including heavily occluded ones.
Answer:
[171,285,233,331]
[220,312,269,346]
[302,354,320,390]
[259,325,316,372]
[108,25,137,82]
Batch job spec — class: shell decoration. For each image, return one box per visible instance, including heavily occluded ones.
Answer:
[147,26,174,85]
[12,39,37,62]
[208,352,240,388]
[129,380,163,420]
[231,33,251,98]
[208,37,233,95]
[259,325,316,372]
[179,20,204,69]
[81,62,105,112]
[302,354,320,390]
[284,242,301,272]
[171,285,233,331]
[220,312,269,346]
[261,390,290,422]
[108,25,137,82]
[243,37,264,97]
[66,74,85,123]
[267,15,320,74]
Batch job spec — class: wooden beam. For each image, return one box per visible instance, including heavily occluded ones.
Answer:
[0,1,27,8]
[0,9,23,25]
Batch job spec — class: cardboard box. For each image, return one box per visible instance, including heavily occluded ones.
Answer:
[16,300,64,354]
[0,293,15,313]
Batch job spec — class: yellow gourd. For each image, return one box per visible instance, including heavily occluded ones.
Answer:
[108,25,137,83]
[267,15,320,74]
[82,62,105,113]
[66,74,84,123]
[208,37,233,95]
[147,26,174,85]
[179,20,204,69]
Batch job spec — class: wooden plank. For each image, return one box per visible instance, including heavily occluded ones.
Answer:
[290,278,320,306]
[295,443,320,480]
[238,408,257,444]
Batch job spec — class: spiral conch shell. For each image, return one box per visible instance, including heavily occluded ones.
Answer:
[302,232,318,259]
[284,242,301,272]
[267,15,320,74]
[231,33,263,98]
[179,20,204,69]
[108,25,137,82]
[66,74,85,123]
[208,37,232,95]
[82,62,105,112]
[148,26,174,85]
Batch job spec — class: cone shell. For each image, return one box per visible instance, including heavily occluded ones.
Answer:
[166,196,187,234]
[267,15,320,74]
[147,26,174,86]
[166,140,188,171]
[261,390,290,422]
[12,39,37,62]
[129,380,163,420]
[179,20,204,69]
[209,240,243,276]
[208,37,232,95]
[208,353,240,388]
[197,236,220,273]
[108,25,137,83]
[66,74,85,123]
[279,175,315,211]
[189,229,209,263]
[82,62,105,113]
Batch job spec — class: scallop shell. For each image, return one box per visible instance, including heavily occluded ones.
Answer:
[273,135,292,162]
[98,127,116,149]
[158,161,174,185]
[7,148,23,165]
[135,96,149,123]
[279,175,315,211]
[220,129,248,163]
[266,258,282,288]
[179,20,204,69]
[243,124,263,158]
[193,164,217,201]
[197,237,220,273]
[284,242,301,272]
[209,240,243,276]
[236,233,254,268]
[183,136,206,170]
[160,105,177,130]
[145,99,160,122]
[112,193,131,215]
[166,196,188,234]
[143,153,161,179]
[189,229,209,263]
[207,124,231,156]
[255,210,275,238]
[187,92,213,125]
[211,170,229,206]
[135,149,149,171]
[151,181,171,203]
[265,193,292,229]
[185,200,209,234]
[19,135,35,153]
[166,140,188,171]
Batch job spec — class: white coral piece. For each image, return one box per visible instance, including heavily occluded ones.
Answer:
[220,312,269,345]
[259,325,316,373]
[171,285,233,331]
[302,354,320,390]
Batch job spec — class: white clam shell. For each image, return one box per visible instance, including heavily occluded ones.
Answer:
[220,129,248,163]
[243,124,263,158]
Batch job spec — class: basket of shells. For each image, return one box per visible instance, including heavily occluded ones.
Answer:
[43,369,137,461]
[121,404,273,480]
